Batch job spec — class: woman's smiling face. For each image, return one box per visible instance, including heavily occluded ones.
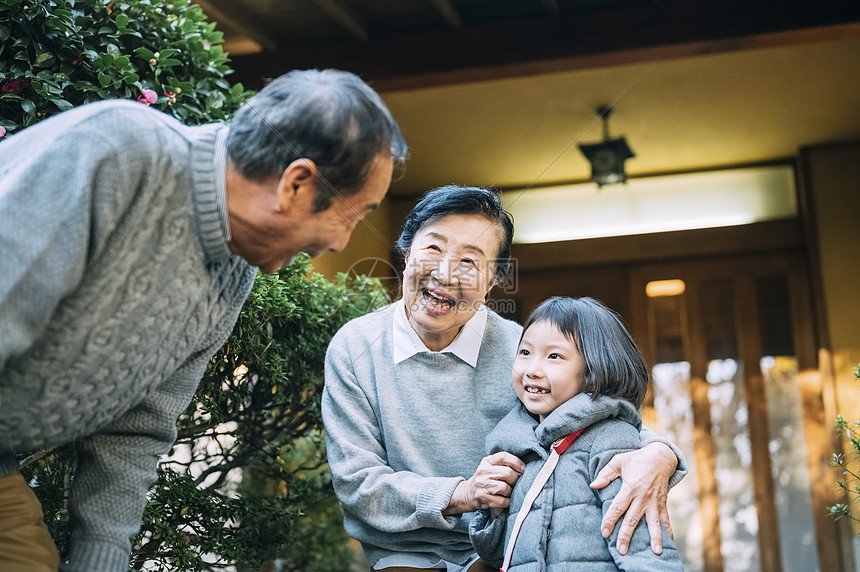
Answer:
[401,214,501,351]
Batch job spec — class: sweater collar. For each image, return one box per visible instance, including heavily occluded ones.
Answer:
[488,394,643,455]
[535,393,642,446]
[190,123,232,264]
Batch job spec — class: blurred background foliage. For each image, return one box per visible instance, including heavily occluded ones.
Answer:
[829,363,860,529]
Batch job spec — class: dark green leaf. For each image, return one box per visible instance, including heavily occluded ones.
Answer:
[97,72,111,87]
[134,47,155,60]
[34,53,56,68]
[51,99,74,112]
[115,14,129,29]
[20,99,36,115]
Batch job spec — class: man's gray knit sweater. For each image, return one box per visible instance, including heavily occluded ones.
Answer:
[0,101,256,571]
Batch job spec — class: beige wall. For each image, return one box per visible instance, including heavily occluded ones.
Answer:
[803,142,860,418]
[802,142,860,554]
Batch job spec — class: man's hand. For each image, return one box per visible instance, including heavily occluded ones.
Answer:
[590,442,677,555]
[443,452,524,515]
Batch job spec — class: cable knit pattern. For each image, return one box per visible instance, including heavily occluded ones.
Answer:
[0,100,257,571]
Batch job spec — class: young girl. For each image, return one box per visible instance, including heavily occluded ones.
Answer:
[469,296,683,571]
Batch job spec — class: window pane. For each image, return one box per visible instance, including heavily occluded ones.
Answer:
[503,165,797,243]
[653,361,704,572]
[762,356,819,572]
[707,358,760,571]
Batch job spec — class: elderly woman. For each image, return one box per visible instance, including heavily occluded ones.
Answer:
[322,186,685,572]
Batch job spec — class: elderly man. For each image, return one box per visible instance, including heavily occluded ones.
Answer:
[0,69,406,572]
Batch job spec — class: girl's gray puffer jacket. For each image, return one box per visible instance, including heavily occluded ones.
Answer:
[469,393,684,571]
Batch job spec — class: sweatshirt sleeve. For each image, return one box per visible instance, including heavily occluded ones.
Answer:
[640,425,687,489]
[589,424,685,571]
[62,340,219,572]
[321,328,465,534]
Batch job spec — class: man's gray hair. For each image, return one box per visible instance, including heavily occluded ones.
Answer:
[227,69,407,212]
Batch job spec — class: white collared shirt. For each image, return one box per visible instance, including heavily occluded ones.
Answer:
[392,299,488,367]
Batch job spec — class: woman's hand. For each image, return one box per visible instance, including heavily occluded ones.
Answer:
[443,452,525,515]
[590,442,677,555]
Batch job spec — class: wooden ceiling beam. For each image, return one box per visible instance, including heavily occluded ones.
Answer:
[229,0,860,89]
[313,0,369,41]
[540,0,560,17]
[194,0,278,52]
[429,0,462,28]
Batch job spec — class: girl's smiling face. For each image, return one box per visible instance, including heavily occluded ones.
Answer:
[513,320,587,421]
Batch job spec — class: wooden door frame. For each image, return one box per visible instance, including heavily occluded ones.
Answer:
[629,252,846,572]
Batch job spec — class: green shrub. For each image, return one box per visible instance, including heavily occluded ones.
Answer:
[0,0,252,138]
[135,256,388,571]
[829,363,860,526]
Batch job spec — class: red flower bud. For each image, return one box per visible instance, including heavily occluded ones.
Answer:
[0,125,6,138]
[1,78,31,95]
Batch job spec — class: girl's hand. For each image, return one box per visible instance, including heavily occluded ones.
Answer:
[590,442,676,555]
[443,452,525,515]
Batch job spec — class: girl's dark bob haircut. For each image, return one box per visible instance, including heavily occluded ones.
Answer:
[522,296,650,408]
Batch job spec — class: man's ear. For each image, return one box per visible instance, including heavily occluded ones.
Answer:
[275,158,318,211]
